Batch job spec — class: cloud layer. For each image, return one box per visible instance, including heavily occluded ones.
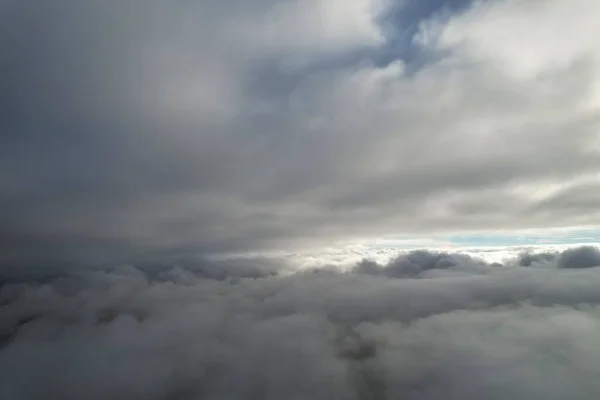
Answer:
[2,0,600,263]
[3,246,600,399]
[4,2,600,396]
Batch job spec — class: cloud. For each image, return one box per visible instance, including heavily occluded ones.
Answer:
[3,246,600,399]
[4,1,600,397]
[557,246,600,269]
[424,0,600,80]
[353,250,490,277]
[2,0,600,263]
[243,0,387,53]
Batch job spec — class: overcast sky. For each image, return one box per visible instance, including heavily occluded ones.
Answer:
[2,0,600,266]
[5,2,600,398]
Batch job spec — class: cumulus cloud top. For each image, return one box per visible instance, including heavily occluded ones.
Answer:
[3,246,600,399]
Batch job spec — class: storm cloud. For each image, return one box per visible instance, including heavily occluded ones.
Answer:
[2,0,600,264]
[3,247,600,399]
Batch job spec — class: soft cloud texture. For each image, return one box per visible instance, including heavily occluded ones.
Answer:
[4,1,600,396]
[3,246,600,399]
[1,0,600,261]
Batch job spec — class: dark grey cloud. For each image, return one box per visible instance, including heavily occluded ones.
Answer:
[353,250,489,277]
[557,246,600,269]
[3,246,600,399]
[2,0,600,265]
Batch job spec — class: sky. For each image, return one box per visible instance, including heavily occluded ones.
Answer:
[2,0,600,268]
[4,1,600,398]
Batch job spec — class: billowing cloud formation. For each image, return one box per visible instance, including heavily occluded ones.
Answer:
[4,1,600,396]
[3,246,600,399]
[2,0,600,263]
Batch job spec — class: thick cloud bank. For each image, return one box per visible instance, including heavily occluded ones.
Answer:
[3,0,600,260]
[3,246,600,399]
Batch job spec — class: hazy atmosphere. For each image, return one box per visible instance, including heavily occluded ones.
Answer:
[2,0,600,399]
